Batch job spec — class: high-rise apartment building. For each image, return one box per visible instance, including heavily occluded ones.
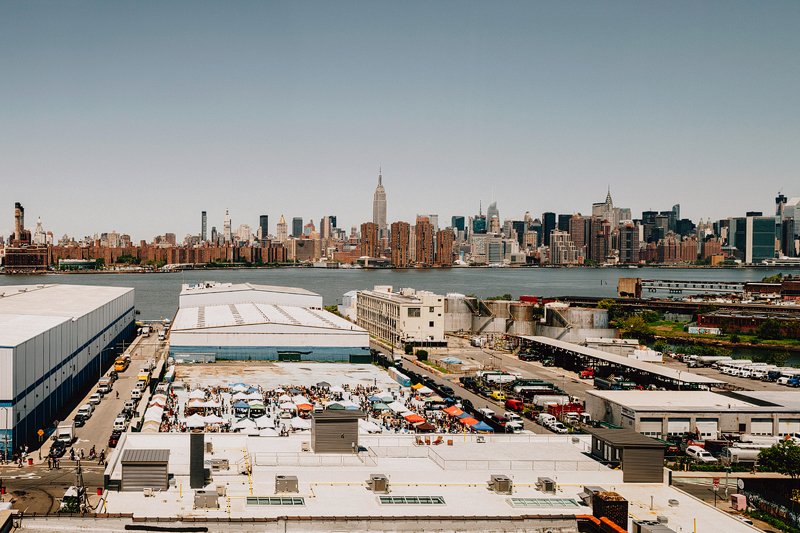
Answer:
[372,170,387,238]
[435,229,455,266]
[390,221,411,267]
[291,217,303,238]
[414,216,434,266]
[201,211,207,242]
[618,222,640,264]
[569,214,588,254]
[549,230,579,265]
[361,222,380,258]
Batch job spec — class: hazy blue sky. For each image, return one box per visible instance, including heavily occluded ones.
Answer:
[1,1,799,240]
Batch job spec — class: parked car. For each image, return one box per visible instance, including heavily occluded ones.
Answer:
[74,415,86,428]
[489,390,506,401]
[88,393,102,405]
[108,430,122,448]
[439,385,455,397]
[549,422,569,434]
[76,404,94,419]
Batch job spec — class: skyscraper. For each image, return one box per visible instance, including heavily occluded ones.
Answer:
[557,214,571,232]
[390,221,411,267]
[201,211,207,242]
[372,169,387,238]
[223,209,232,243]
[435,229,455,266]
[276,215,288,242]
[542,212,556,246]
[361,222,379,258]
[259,215,269,241]
[415,216,434,266]
[292,217,303,238]
[451,216,465,232]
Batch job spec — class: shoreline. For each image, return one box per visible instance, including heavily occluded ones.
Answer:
[3,263,797,276]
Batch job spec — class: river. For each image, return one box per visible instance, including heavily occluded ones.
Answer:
[0,266,784,320]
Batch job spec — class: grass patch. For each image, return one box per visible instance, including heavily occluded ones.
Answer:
[420,360,449,374]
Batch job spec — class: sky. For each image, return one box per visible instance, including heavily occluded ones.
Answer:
[1,1,799,241]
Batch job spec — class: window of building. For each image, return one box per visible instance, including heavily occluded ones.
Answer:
[378,496,445,505]
[408,308,420,317]
[246,497,305,506]
[429,306,435,312]
[429,321,434,327]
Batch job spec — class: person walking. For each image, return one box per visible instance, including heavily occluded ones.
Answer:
[47,456,52,470]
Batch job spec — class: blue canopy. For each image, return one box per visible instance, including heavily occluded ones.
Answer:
[471,421,494,432]
[233,400,250,409]
[368,395,383,402]
[456,412,472,419]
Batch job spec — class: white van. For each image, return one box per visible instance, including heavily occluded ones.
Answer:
[537,413,556,426]
[686,445,717,463]
[113,417,127,431]
[131,388,142,400]
[76,404,94,419]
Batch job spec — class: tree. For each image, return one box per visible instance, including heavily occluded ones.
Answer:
[762,273,784,283]
[485,293,512,301]
[618,315,654,341]
[757,319,783,340]
[415,349,429,361]
[758,440,800,479]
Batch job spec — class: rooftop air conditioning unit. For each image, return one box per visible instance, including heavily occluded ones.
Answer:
[275,475,299,494]
[632,520,676,533]
[537,477,556,494]
[142,488,154,497]
[488,474,513,495]
[194,489,219,509]
[367,474,389,494]
[580,485,605,506]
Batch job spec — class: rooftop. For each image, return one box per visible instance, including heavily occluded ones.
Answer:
[521,336,724,386]
[99,432,755,531]
[171,302,365,333]
[586,428,667,448]
[180,282,317,298]
[0,284,133,347]
[0,284,132,318]
[587,389,800,412]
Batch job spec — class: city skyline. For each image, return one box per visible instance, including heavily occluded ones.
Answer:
[2,2,799,239]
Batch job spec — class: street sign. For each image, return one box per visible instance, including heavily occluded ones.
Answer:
[713,477,720,491]
[37,429,44,437]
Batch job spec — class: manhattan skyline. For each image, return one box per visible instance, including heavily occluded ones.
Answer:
[2,1,799,240]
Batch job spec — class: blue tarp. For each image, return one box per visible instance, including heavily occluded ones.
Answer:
[368,395,383,402]
[471,421,494,432]
[456,412,472,419]
[233,401,250,409]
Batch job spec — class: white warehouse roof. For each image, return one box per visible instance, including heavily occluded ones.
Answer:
[172,302,365,334]
[179,282,323,308]
[0,284,133,318]
[0,284,134,347]
[587,390,800,413]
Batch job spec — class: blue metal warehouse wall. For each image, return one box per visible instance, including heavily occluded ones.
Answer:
[2,309,136,455]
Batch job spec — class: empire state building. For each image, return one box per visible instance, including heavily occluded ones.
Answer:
[372,169,387,237]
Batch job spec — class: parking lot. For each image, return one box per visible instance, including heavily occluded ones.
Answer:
[50,324,168,461]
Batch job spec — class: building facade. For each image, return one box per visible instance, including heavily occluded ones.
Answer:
[356,285,445,348]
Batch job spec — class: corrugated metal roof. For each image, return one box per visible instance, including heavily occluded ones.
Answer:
[519,336,723,385]
[312,410,366,420]
[121,448,170,464]
[587,428,666,448]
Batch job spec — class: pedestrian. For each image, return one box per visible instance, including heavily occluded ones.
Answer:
[116,390,119,399]
[47,456,52,470]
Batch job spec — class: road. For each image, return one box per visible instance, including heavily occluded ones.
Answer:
[373,339,551,433]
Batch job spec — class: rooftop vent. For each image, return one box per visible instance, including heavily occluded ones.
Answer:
[367,474,389,494]
[275,475,299,494]
[488,474,513,495]
[537,477,557,494]
[194,489,219,509]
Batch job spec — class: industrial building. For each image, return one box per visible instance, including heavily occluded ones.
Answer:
[356,286,445,348]
[586,390,800,439]
[86,431,756,532]
[169,282,369,362]
[0,284,136,455]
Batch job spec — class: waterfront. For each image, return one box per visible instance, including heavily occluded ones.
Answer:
[0,266,784,320]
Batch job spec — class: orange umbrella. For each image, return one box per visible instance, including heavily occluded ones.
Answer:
[404,413,425,424]
[443,406,464,417]
[459,417,479,425]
